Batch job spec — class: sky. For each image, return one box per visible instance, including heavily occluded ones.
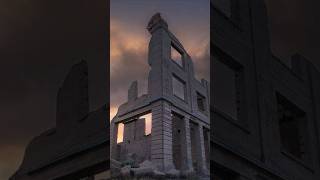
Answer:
[110,0,210,120]
[0,0,319,179]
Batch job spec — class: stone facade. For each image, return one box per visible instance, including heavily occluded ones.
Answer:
[212,0,320,180]
[111,13,210,178]
[10,61,109,180]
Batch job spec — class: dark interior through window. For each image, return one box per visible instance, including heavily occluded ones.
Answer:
[277,93,306,159]
[213,55,241,120]
[197,92,206,113]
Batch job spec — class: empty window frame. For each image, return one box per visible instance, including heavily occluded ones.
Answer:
[276,93,307,159]
[213,55,242,120]
[172,75,186,100]
[171,44,183,67]
[140,113,152,135]
[197,92,207,113]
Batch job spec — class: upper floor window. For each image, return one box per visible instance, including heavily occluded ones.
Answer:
[197,92,207,113]
[171,44,183,67]
[213,55,242,120]
[172,75,186,100]
[277,93,307,159]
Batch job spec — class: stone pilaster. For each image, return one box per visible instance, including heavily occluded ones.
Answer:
[198,124,209,175]
[151,101,175,172]
[183,116,194,172]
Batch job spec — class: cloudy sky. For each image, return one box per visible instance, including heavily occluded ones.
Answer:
[110,0,210,119]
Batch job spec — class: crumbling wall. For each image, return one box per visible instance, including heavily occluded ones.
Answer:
[117,118,151,164]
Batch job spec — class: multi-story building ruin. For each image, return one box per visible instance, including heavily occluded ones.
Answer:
[212,0,320,179]
[110,13,210,178]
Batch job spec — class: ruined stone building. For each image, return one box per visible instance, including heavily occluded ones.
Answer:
[110,13,210,177]
[212,0,320,179]
[10,61,109,180]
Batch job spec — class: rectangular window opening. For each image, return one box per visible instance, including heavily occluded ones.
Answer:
[277,93,307,159]
[172,75,186,100]
[213,55,242,120]
[197,92,207,113]
[140,113,152,135]
[116,123,124,144]
[171,44,183,67]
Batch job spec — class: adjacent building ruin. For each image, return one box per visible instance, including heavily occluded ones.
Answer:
[212,0,320,179]
[110,13,210,178]
[10,61,109,180]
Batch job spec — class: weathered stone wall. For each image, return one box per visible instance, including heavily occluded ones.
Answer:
[118,118,151,164]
